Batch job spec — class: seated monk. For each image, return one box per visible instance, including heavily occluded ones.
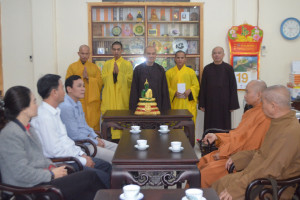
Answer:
[214,85,300,200]
[198,80,271,188]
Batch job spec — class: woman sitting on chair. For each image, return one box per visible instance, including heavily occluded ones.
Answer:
[0,86,104,200]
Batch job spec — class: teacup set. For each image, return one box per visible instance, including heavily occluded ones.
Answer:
[169,141,184,152]
[120,184,144,200]
[158,125,170,134]
[134,139,149,150]
[130,125,141,134]
[182,188,206,200]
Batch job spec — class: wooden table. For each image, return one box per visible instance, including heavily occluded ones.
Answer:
[101,109,195,146]
[111,129,200,189]
[94,188,219,200]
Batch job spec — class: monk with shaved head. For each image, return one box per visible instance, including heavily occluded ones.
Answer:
[129,46,170,111]
[197,80,271,188]
[66,45,103,131]
[214,85,300,200]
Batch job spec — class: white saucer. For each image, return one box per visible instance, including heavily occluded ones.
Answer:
[169,146,184,153]
[120,192,144,200]
[134,144,149,150]
[158,129,170,134]
[130,129,141,134]
[182,196,206,200]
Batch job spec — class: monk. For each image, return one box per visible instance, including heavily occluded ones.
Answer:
[198,46,239,131]
[166,50,200,124]
[66,45,103,131]
[214,85,300,200]
[198,80,271,188]
[101,41,133,139]
[129,46,170,111]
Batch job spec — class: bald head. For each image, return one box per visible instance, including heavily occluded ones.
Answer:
[144,46,157,66]
[144,46,156,54]
[78,45,90,63]
[212,46,224,54]
[247,80,267,93]
[212,46,225,65]
[244,80,267,106]
[79,45,90,52]
[262,85,290,109]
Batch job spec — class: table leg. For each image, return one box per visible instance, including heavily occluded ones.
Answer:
[101,121,108,140]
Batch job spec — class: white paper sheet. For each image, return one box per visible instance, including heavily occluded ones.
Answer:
[177,83,186,93]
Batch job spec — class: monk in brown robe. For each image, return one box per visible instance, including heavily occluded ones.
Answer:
[198,80,271,188]
[214,85,300,200]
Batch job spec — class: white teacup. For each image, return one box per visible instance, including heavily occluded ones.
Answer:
[131,125,140,131]
[123,184,140,199]
[185,188,203,200]
[160,125,168,131]
[171,141,182,151]
[137,139,147,147]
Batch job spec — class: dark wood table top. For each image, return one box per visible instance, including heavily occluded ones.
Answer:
[113,129,198,165]
[102,109,193,120]
[94,188,220,200]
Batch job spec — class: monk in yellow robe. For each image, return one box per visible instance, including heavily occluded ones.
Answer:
[66,45,103,131]
[101,41,133,139]
[166,51,200,124]
[214,85,300,200]
[198,80,271,188]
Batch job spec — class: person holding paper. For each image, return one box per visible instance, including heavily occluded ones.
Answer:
[166,50,200,123]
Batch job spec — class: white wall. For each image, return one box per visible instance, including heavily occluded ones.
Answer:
[1,0,300,137]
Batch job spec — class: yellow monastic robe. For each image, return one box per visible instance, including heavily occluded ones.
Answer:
[66,60,103,131]
[101,57,133,139]
[166,65,200,123]
[198,103,271,188]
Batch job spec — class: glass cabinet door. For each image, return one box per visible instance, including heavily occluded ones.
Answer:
[91,6,145,55]
[147,6,200,55]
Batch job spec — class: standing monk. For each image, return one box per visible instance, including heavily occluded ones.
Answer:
[214,85,300,200]
[198,80,270,188]
[101,41,133,140]
[129,46,170,111]
[66,45,103,131]
[198,46,239,131]
[166,50,200,124]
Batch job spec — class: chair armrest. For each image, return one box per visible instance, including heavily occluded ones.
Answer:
[227,163,235,174]
[202,128,230,139]
[50,156,83,171]
[0,183,63,199]
[245,175,300,200]
[94,130,102,138]
[75,139,97,157]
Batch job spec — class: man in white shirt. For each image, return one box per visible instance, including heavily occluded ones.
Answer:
[31,74,111,188]
[59,75,117,163]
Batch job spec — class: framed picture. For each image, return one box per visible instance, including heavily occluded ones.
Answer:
[97,48,105,54]
[232,55,258,89]
[181,12,189,21]
[148,29,157,36]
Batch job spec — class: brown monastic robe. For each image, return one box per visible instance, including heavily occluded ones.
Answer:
[198,103,271,188]
[212,110,300,200]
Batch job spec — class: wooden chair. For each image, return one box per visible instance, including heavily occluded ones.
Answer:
[198,128,229,156]
[0,157,83,200]
[227,164,300,200]
[75,139,97,157]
